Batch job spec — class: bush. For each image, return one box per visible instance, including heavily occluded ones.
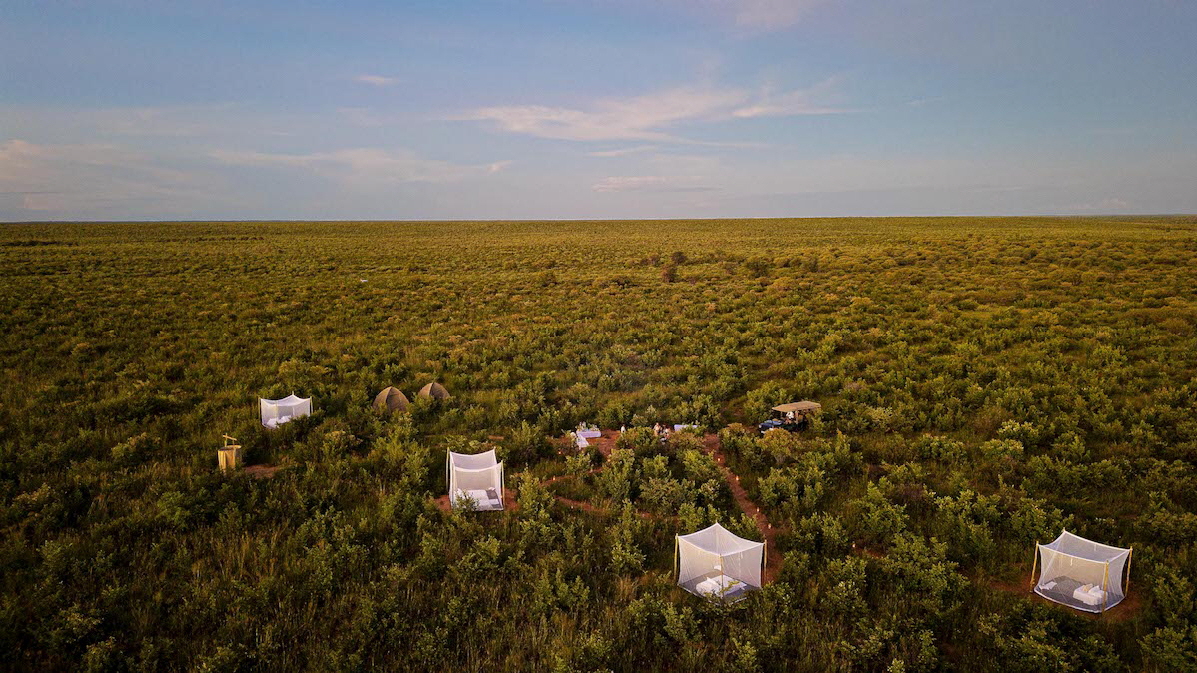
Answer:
[597,448,638,502]
[998,420,1041,448]
[506,420,550,465]
[853,482,909,546]
[744,381,793,422]
[609,501,645,574]
[616,427,661,457]
[914,435,966,463]
[675,394,722,430]
[640,478,688,514]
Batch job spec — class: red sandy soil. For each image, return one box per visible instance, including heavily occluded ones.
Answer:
[851,544,887,560]
[433,488,519,513]
[590,430,619,458]
[243,464,282,479]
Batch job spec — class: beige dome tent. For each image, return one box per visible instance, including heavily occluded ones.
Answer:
[373,386,410,412]
[418,381,450,400]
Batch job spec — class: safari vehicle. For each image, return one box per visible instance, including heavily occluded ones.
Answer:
[758,401,822,434]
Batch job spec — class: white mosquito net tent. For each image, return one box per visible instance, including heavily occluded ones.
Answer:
[676,522,766,602]
[447,449,504,511]
[260,394,312,429]
[1032,530,1132,613]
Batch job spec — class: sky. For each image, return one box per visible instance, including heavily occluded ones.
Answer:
[2,0,1195,221]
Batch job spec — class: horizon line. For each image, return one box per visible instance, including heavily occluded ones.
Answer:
[3,213,1195,226]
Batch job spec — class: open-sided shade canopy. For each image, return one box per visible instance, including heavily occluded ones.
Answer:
[772,401,821,414]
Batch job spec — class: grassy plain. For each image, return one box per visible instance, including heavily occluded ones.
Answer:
[1,216,1196,671]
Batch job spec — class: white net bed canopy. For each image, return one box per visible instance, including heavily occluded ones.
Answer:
[676,522,766,602]
[259,394,312,429]
[447,449,505,511]
[1032,530,1132,613]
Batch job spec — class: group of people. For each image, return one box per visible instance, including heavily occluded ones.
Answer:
[652,423,673,442]
[613,422,675,442]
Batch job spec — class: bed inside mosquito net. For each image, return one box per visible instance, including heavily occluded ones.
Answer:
[447,450,504,511]
[260,395,312,428]
[677,523,765,601]
[1034,530,1130,612]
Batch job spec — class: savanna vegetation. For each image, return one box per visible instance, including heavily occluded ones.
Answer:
[2,216,1196,672]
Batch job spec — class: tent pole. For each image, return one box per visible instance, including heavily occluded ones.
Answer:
[1101,563,1110,613]
[1124,548,1133,593]
[762,539,767,585]
[1028,542,1039,592]
[673,537,679,583]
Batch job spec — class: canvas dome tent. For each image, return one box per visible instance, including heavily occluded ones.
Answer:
[418,381,450,400]
[447,449,504,511]
[260,394,311,429]
[676,522,766,602]
[1031,530,1132,613]
[373,386,410,412]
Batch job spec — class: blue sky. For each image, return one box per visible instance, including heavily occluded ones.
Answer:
[2,0,1195,220]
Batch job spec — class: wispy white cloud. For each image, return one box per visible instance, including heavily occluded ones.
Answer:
[0,103,241,138]
[462,78,844,142]
[731,76,846,117]
[353,74,399,87]
[592,175,717,193]
[0,139,220,216]
[599,0,829,33]
[461,87,741,142]
[588,145,661,157]
[905,96,943,108]
[720,0,829,32]
[209,147,508,187]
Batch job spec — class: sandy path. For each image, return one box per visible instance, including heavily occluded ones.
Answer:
[702,433,784,582]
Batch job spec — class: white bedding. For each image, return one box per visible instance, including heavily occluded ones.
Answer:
[697,574,742,597]
[264,415,292,429]
[1072,584,1107,606]
[455,488,499,508]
